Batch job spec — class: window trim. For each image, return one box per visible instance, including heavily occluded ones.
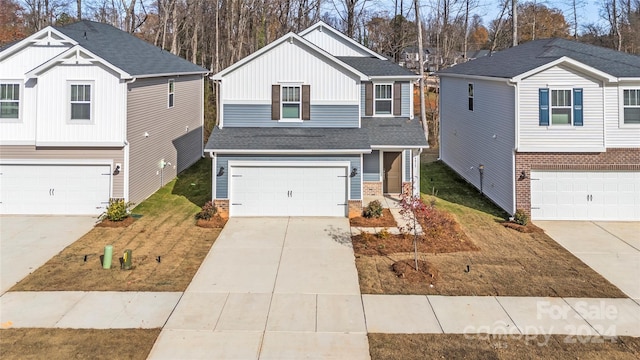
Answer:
[279,84,302,122]
[468,83,474,111]
[620,87,640,128]
[0,81,22,123]
[168,79,175,108]
[68,81,94,124]
[374,83,393,116]
[549,88,573,126]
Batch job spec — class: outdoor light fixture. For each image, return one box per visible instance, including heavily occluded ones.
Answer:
[217,166,225,176]
[350,167,358,177]
[519,170,527,180]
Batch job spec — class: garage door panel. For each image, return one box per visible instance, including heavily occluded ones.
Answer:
[230,165,347,217]
[531,170,640,221]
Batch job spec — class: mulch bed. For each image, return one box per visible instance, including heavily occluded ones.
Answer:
[501,221,545,233]
[196,215,227,228]
[353,231,478,256]
[95,216,137,228]
[350,208,397,227]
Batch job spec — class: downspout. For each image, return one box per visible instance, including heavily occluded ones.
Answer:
[507,79,518,215]
[123,77,137,202]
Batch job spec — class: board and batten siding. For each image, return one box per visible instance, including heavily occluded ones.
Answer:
[127,75,203,204]
[35,64,127,145]
[604,83,640,148]
[215,155,362,200]
[0,145,124,197]
[362,150,380,181]
[360,82,411,117]
[223,104,359,127]
[1,45,71,143]
[221,40,360,104]
[518,65,605,151]
[440,77,516,214]
[302,28,372,57]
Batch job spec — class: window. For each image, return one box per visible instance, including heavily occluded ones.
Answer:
[551,89,572,125]
[168,79,175,108]
[0,83,20,119]
[623,89,640,124]
[375,84,392,115]
[468,83,474,111]
[538,88,583,127]
[70,84,91,120]
[281,86,300,119]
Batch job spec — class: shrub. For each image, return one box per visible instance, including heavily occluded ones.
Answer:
[513,209,529,226]
[195,201,217,220]
[376,228,390,239]
[363,200,383,218]
[99,198,134,222]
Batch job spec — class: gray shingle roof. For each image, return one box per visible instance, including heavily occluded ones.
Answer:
[363,117,429,147]
[205,127,371,151]
[438,38,640,78]
[55,20,208,77]
[337,56,418,77]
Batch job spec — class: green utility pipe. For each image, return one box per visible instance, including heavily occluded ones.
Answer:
[103,245,113,269]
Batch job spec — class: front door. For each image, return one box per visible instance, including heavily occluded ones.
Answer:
[383,152,402,193]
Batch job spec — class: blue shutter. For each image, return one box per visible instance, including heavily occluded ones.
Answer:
[539,88,549,126]
[573,88,583,126]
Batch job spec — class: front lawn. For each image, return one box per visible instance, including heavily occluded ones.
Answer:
[353,153,626,297]
[11,158,221,292]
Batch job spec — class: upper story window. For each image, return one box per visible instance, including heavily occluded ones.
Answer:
[168,79,175,108]
[375,84,392,115]
[281,86,301,119]
[623,89,640,125]
[70,83,92,121]
[0,83,20,120]
[538,88,583,127]
[468,83,474,111]
[551,89,572,125]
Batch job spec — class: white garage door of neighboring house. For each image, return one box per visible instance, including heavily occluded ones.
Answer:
[229,165,348,217]
[0,164,111,215]
[530,170,640,221]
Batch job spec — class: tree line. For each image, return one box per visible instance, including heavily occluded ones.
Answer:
[2,0,639,73]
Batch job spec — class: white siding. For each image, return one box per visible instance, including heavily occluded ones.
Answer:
[222,40,360,103]
[605,83,640,148]
[0,45,71,144]
[35,64,126,145]
[440,77,516,214]
[518,65,605,152]
[302,28,371,57]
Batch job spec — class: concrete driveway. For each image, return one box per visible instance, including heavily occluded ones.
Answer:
[536,221,640,300]
[0,216,96,294]
[148,217,369,360]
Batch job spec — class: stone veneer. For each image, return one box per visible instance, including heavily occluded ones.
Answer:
[515,148,640,216]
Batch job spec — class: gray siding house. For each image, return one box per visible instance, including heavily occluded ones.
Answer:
[0,21,208,215]
[438,38,640,221]
[206,22,429,218]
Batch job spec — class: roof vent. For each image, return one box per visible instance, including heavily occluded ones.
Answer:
[83,31,87,40]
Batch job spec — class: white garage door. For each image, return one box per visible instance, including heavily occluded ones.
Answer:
[230,166,347,217]
[0,164,111,215]
[530,170,640,221]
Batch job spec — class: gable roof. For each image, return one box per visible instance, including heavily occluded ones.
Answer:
[438,38,640,79]
[53,20,207,77]
[337,56,419,78]
[299,21,385,60]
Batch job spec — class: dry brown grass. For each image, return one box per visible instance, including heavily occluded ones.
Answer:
[368,334,640,360]
[0,328,160,360]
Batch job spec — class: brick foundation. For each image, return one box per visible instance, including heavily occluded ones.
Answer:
[402,182,413,196]
[515,148,640,216]
[348,200,363,218]
[213,199,229,219]
[363,182,383,196]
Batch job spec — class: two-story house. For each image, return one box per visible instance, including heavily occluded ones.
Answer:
[0,20,208,215]
[205,22,428,218]
[438,38,640,221]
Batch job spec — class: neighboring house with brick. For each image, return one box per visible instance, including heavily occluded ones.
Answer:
[438,38,640,221]
[205,22,428,217]
[0,20,208,215]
